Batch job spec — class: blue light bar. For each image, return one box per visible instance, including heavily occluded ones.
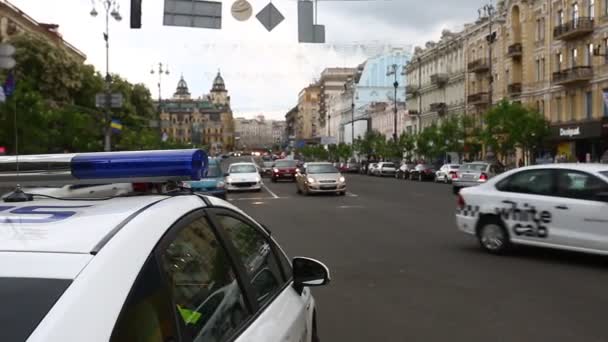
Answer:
[0,149,208,186]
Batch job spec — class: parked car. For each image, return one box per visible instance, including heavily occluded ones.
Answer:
[435,164,461,184]
[367,163,379,175]
[452,161,505,194]
[409,164,437,181]
[373,162,397,177]
[345,160,360,173]
[295,162,346,195]
[396,162,416,180]
[225,162,262,192]
[272,159,298,182]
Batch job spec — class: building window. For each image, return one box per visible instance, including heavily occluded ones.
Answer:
[571,48,578,67]
[541,57,546,80]
[541,100,545,115]
[587,43,593,66]
[585,91,593,119]
[589,0,595,17]
[557,9,564,25]
[605,0,608,15]
[557,52,563,71]
[536,59,541,81]
[536,19,541,41]
[556,97,563,122]
[573,3,580,22]
[570,94,576,121]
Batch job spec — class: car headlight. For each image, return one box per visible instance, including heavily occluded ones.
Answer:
[226,177,232,184]
[216,181,225,189]
[273,168,279,173]
[307,177,315,183]
[339,176,345,183]
[256,176,261,183]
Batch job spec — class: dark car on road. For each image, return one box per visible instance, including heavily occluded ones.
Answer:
[409,164,437,181]
[271,159,298,182]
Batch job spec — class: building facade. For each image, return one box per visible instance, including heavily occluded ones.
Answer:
[369,102,409,138]
[296,84,321,144]
[158,73,235,152]
[0,0,86,61]
[234,115,285,149]
[405,29,467,132]
[317,67,357,140]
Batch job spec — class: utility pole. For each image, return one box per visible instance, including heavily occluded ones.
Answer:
[386,64,402,141]
[90,0,122,152]
[151,63,170,140]
[479,3,498,161]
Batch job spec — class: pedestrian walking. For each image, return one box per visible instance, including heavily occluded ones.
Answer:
[518,158,524,168]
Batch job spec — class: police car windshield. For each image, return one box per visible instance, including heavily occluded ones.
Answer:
[1,277,71,341]
[229,165,257,173]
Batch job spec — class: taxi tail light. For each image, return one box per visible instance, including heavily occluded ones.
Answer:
[457,194,465,209]
[451,172,459,179]
[479,173,488,181]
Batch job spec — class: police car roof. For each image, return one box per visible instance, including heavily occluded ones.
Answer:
[0,195,170,254]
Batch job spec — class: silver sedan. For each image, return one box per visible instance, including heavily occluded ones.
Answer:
[296,162,346,196]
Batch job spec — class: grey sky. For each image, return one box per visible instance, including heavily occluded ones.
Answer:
[14,0,481,119]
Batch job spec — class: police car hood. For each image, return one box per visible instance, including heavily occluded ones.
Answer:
[0,196,166,254]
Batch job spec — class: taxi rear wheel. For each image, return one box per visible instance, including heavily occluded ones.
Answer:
[477,218,510,254]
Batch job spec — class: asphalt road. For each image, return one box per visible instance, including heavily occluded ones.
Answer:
[223,157,608,342]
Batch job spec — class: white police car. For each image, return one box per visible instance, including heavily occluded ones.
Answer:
[0,150,329,342]
[456,164,608,255]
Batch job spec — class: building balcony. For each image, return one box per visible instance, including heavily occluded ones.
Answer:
[507,43,522,59]
[552,66,593,86]
[467,59,489,73]
[430,73,449,87]
[507,83,522,96]
[429,102,447,115]
[467,92,490,105]
[553,17,594,40]
[405,84,419,96]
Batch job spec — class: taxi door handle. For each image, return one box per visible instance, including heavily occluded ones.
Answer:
[555,205,568,210]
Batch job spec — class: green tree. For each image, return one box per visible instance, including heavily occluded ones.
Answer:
[398,132,416,161]
[415,124,441,161]
[336,143,352,162]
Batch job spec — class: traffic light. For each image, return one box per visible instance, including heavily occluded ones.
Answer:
[131,0,142,29]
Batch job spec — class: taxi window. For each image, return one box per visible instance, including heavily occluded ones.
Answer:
[159,216,250,342]
[556,170,608,201]
[216,214,286,307]
[0,278,71,342]
[496,169,554,196]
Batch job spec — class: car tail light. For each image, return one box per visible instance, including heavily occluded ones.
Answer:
[479,173,488,181]
[451,172,458,179]
[132,183,148,192]
[457,194,465,209]
[425,169,432,173]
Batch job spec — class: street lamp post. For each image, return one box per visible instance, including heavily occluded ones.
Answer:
[480,3,497,108]
[150,63,170,119]
[90,0,122,152]
[386,64,402,142]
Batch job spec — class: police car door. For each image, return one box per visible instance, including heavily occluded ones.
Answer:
[553,169,608,251]
[494,169,560,244]
[208,209,310,342]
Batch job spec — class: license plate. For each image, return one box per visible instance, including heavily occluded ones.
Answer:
[462,174,474,179]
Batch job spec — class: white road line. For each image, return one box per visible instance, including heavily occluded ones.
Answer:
[229,196,284,201]
[346,192,359,197]
[262,183,279,199]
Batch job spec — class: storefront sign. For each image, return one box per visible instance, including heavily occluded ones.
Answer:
[559,127,581,137]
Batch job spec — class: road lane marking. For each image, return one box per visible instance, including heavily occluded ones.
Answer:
[262,183,279,199]
[229,197,285,201]
[338,205,364,209]
[346,192,359,197]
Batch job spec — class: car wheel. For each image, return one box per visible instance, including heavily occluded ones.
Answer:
[339,191,346,196]
[477,218,511,254]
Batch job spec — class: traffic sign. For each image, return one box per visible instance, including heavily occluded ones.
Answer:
[231,0,252,21]
[256,2,284,32]
[0,43,16,69]
[95,93,123,108]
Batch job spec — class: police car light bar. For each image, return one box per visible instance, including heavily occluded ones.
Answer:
[0,149,207,186]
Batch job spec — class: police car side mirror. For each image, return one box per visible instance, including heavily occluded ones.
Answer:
[223,173,229,177]
[596,192,608,203]
[292,257,330,294]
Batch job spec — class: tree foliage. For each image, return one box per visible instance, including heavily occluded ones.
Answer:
[0,33,164,154]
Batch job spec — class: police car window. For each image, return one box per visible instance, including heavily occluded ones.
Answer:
[0,277,71,342]
[556,170,608,201]
[217,215,285,307]
[159,217,250,342]
[496,169,554,195]
[111,257,178,342]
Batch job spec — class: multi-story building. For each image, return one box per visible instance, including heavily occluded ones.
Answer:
[508,0,608,162]
[369,102,409,138]
[285,106,298,148]
[296,84,321,145]
[317,67,357,139]
[158,73,235,152]
[233,115,285,149]
[405,29,467,132]
[0,0,86,61]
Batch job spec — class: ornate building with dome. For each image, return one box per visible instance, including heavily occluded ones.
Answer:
[158,71,235,152]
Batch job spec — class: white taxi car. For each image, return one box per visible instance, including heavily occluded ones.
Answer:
[456,164,608,255]
[0,150,329,342]
[225,162,262,192]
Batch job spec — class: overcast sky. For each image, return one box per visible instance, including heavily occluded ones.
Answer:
[14,0,481,119]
